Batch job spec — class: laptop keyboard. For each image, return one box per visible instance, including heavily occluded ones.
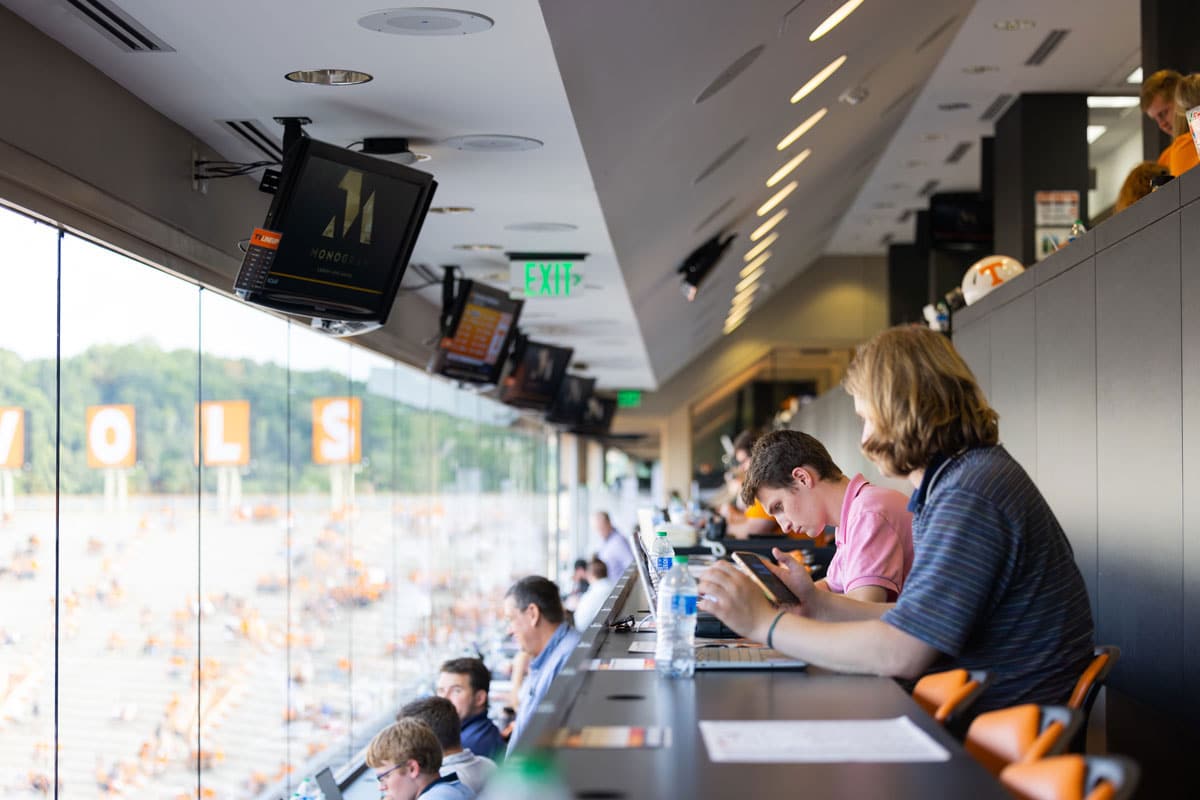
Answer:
[696,646,776,664]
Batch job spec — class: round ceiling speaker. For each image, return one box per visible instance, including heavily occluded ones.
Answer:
[443,134,543,152]
[357,8,494,36]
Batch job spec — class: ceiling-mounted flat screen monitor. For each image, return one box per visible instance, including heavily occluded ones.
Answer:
[498,339,574,411]
[430,280,524,385]
[929,191,992,251]
[573,394,617,437]
[234,137,437,335]
[546,374,595,427]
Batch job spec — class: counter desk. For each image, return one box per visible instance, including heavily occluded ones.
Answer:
[517,570,1010,799]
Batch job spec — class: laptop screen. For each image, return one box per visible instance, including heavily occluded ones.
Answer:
[315,767,343,800]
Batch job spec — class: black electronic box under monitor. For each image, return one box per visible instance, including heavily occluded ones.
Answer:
[233,137,437,336]
[546,374,596,427]
[573,394,617,437]
[498,339,574,411]
[430,279,524,385]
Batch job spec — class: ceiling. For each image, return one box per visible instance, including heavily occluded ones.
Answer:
[2,0,1142,397]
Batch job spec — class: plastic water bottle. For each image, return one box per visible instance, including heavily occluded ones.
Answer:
[290,778,318,800]
[479,753,571,800]
[650,530,675,577]
[655,555,697,678]
[1068,218,1086,242]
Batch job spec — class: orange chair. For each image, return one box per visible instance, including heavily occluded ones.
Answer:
[912,668,990,738]
[1000,753,1140,800]
[1066,645,1120,752]
[965,704,1081,777]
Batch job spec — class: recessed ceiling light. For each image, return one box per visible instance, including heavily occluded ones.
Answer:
[454,243,504,251]
[1126,67,1143,84]
[791,55,847,104]
[729,295,754,315]
[993,19,1036,31]
[429,206,475,214]
[727,304,752,324]
[735,267,766,293]
[962,65,1000,74]
[744,233,778,262]
[357,8,494,36]
[1086,125,1107,144]
[839,86,869,106]
[777,108,828,150]
[504,221,579,232]
[921,132,945,142]
[740,251,771,278]
[757,182,798,216]
[1086,95,1139,108]
[886,182,910,191]
[443,134,543,152]
[810,0,864,42]
[751,209,788,241]
[767,148,812,187]
[937,101,971,111]
[724,317,747,335]
[904,159,926,168]
[285,69,373,86]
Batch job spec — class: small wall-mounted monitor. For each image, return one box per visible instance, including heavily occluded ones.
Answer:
[430,280,524,385]
[573,394,617,437]
[233,137,437,335]
[498,339,574,411]
[546,374,595,427]
[929,191,992,251]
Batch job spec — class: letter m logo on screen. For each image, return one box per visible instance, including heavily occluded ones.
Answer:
[312,397,362,465]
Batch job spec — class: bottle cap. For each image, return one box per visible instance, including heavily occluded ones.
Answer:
[656,530,668,537]
[674,555,688,564]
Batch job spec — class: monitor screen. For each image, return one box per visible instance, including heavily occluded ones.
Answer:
[431,280,524,384]
[498,339,574,410]
[573,394,616,436]
[546,374,595,426]
[929,191,992,250]
[234,137,437,330]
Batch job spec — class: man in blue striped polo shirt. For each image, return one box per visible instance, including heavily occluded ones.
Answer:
[698,326,1094,715]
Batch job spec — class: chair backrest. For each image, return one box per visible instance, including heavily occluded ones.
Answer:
[912,668,991,736]
[965,704,1081,777]
[1068,645,1120,714]
[1066,645,1120,753]
[999,754,1140,800]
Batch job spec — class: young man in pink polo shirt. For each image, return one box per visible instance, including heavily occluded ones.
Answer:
[740,430,913,602]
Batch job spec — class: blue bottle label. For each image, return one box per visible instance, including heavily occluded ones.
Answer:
[656,556,674,572]
[671,594,697,615]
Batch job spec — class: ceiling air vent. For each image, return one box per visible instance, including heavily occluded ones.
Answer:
[918,180,940,197]
[696,45,765,104]
[880,85,918,118]
[66,0,174,52]
[897,209,915,223]
[915,15,959,54]
[945,141,973,164]
[694,197,736,234]
[1025,29,1069,66]
[694,138,748,185]
[221,120,284,161]
[979,93,1015,122]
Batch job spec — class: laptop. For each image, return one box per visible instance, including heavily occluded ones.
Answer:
[631,531,805,669]
[314,767,344,800]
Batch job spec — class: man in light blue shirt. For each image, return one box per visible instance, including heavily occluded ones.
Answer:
[504,576,581,753]
[593,511,633,580]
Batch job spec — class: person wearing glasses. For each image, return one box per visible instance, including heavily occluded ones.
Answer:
[367,718,475,800]
[398,696,495,795]
[698,326,1094,716]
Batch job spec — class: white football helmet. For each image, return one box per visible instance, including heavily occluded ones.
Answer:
[962,255,1025,306]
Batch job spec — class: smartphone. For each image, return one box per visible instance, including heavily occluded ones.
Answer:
[731,551,800,605]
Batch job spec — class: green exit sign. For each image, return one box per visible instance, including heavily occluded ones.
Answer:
[617,390,642,408]
[522,261,581,297]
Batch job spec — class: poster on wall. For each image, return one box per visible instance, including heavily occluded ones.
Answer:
[1033,190,1080,262]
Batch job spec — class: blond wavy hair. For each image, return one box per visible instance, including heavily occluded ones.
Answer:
[843,326,998,477]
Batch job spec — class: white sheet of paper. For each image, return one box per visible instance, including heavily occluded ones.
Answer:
[627,638,742,653]
[699,716,951,763]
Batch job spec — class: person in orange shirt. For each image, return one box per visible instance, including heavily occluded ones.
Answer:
[1141,69,1198,177]
[723,429,836,545]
